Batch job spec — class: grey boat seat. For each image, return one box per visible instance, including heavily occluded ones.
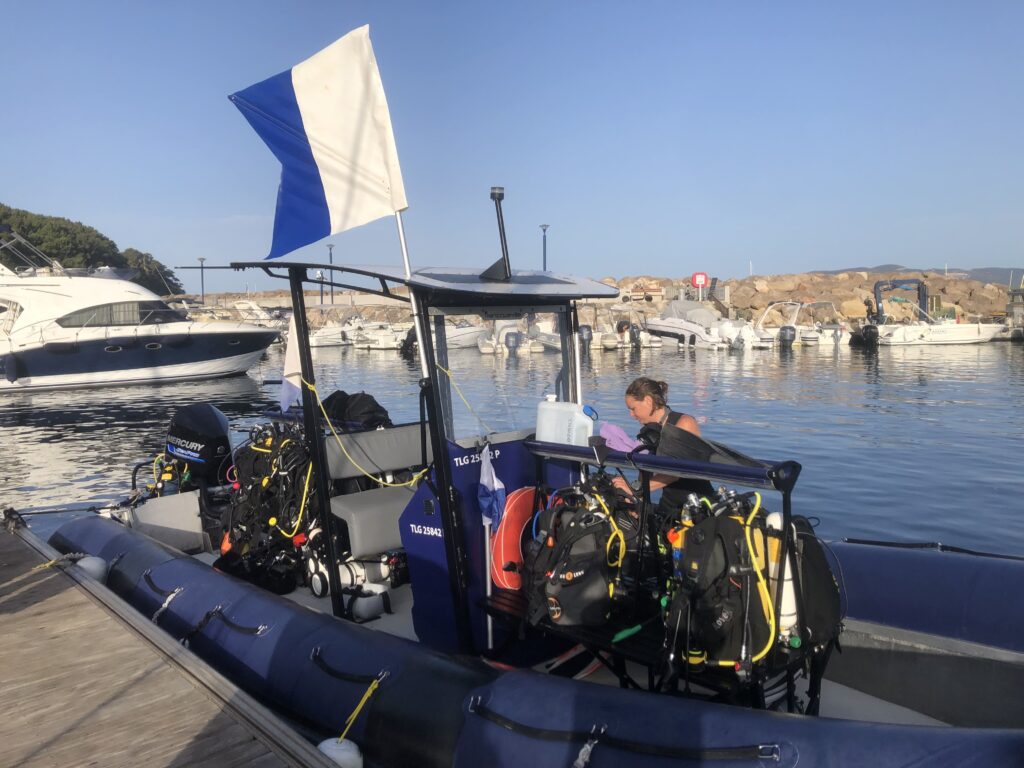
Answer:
[326,423,432,559]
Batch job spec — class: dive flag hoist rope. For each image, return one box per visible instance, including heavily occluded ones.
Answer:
[229,25,408,260]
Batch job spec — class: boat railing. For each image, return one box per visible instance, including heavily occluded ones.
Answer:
[524,439,801,494]
[0,230,70,278]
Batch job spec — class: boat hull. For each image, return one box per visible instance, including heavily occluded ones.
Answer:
[0,326,277,391]
[878,323,1003,346]
[645,319,726,350]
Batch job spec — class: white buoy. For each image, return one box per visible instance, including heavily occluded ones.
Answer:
[317,738,363,768]
[75,556,109,583]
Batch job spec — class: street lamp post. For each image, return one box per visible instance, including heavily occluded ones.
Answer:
[327,243,334,304]
[540,224,549,271]
[197,257,206,304]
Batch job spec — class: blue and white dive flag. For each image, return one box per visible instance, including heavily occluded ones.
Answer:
[230,25,408,259]
[279,314,302,412]
[477,447,506,529]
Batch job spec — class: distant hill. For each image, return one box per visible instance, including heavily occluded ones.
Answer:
[816,264,1024,287]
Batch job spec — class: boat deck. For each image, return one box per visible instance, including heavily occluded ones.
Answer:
[0,526,332,768]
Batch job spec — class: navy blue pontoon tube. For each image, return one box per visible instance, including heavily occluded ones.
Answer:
[830,540,1024,653]
[455,670,1024,768]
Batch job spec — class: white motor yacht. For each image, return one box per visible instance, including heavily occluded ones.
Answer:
[877,313,1004,346]
[851,279,1004,347]
[0,230,278,391]
[308,318,356,348]
[645,299,767,350]
[350,320,405,350]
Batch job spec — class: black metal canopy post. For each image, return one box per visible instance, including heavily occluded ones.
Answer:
[414,288,474,654]
[288,266,345,619]
[491,187,511,278]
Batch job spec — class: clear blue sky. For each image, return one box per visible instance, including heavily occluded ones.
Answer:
[3,2,1022,294]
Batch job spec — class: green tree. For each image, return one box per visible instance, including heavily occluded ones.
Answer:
[1,203,183,295]
[122,247,184,295]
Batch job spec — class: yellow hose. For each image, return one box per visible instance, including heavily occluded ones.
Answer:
[276,461,313,539]
[705,492,776,668]
[745,493,776,663]
[592,493,626,568]
[303,377,427,489]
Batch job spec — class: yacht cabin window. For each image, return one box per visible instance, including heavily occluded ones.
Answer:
[0,300,22,335]
[56,300,186,328]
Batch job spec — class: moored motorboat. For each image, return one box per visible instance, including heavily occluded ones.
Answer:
[309,318,356,348]
[1005,280,1024,341]
[477,319,546,355]
[0,230,278,391]
[753,301,848,349]
[645,299,732,350]
[444,318,488,349]
[852,279,1003,347]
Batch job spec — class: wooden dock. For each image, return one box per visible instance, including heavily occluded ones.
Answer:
[0,523,334,768]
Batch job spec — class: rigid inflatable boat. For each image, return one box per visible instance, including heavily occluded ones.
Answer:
[44,248,1024,766]
[38,27,1024,766]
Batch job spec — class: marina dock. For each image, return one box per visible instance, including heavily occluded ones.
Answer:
[0,523,332,768]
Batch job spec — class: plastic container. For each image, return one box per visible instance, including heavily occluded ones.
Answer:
[535,395,594,447]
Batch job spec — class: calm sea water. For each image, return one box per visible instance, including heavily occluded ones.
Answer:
[3,342,1022,555]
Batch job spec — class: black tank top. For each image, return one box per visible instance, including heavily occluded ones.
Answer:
[655,409,715,518]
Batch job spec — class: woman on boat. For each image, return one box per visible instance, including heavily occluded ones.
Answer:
[613,377,714,514]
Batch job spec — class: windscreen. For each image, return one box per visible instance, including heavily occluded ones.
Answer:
[428,306,572,441]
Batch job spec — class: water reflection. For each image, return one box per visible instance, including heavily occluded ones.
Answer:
[0,375,276,511]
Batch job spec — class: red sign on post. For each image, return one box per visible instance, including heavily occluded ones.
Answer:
[691,272,708,288]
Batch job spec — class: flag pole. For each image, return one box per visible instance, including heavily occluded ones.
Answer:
[395,211,430,379]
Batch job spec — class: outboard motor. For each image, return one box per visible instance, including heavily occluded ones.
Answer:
[504,330,523,354]
[165,403,232,487]
[629,323,642,348]
[861,324,880,347]
[578,324,593,355]
[777,325,797,350]
[399,326,417,357]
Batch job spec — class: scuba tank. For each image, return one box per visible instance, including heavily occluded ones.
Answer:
[766,511,798,637]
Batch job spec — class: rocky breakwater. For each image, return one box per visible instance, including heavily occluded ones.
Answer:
[723,271,1009,324]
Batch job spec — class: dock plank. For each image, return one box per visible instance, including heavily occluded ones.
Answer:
[0,529,326,768]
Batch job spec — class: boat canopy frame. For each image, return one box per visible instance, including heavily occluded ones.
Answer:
[872,279,929,325]
[230,260,807,659]
[231,259,617,650]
